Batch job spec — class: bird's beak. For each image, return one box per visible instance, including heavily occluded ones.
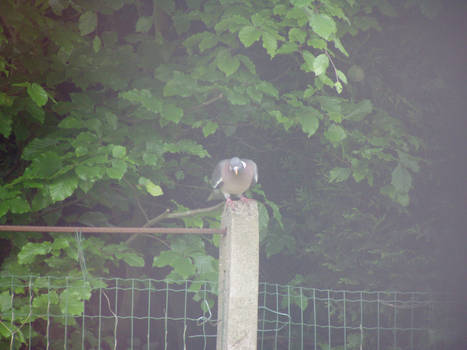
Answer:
[233,167,239,175]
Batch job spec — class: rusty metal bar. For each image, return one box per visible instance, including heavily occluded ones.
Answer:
[0,225,225,235]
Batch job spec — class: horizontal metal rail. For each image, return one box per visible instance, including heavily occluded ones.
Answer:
[0,225,225,235]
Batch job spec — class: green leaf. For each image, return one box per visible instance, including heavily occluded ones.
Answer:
[111,145,127,158]
[60,288,88,316]
[139,177,164,197]
[344,100,372,121]
[262,31,277,57]
[153,251,195,279]
[75,165,104,181]
[324,124,346,146]
[23,151,63,179]
[216,50,240,77]
[18,242,51,264]
[58,115,83,129]
[115,252,145,267]
[238,26,261,47]
[199,31,218,51]
[309,13,337,40]
[312,54,329,76]
[301,50,315,72]
[299,113,319,137]
[391,164,412,193]
[289,28,307,43]
[27,83,48,107]
[201,120,218,137]
[329,167,351,183]
[48,175,79,202]
[106,159,127,180]
[136,16,153,33]
[0,111,12,137]
[79,11,97,36]
[92,36,101,53]
[161,103,184,124]
[8,197,31,214]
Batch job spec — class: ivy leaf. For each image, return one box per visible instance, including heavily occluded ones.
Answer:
[79,11,97,36]
[216,50,240,77]
[309,13,337,40]
[238,26,261,47]
[312,54,329,76]
[135,16,153,33]
[27,83,48,107]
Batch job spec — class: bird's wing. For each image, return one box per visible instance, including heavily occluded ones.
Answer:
[211,159,227,189]
[243,159,258,185]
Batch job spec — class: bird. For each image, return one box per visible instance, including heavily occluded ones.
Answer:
[209,157,258,204]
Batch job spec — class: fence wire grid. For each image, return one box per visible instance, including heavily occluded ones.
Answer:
[0,275,462,350]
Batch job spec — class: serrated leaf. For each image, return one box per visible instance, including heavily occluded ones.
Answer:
[79,11,97,36]
[391,164,412,193]
[92,36,101,53]
[309,13,337,40]
[111,145,127,158]
[262,31,277,57]
[289,27,307,43]
[299,113,319,137]
[199,32,218,51]
[312,53,329,76]
[23,151,63,179]
[161,103,184,124]
[116,252,145,267]
[49,175,79,202]
[201,120,218,137]
[301,50,315,72]
[136,16,153,33]
[139,177,164,197]
[75,165,104,181]
[8,197,31,214]
[238,26,261,47]
[58,115,83,129]
[0,111,12,138]
[27,83,48,107]
[18,242,51,264]
[324,124,346,146]
[216,50,240,77]
[106,159,127,180]
[329,167,351,183]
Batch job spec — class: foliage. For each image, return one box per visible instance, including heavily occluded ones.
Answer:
[0,0,464,347]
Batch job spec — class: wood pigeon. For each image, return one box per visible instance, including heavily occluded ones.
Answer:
[209,157,258,203]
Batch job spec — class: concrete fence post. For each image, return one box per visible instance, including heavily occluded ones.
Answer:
[217,201,259,350]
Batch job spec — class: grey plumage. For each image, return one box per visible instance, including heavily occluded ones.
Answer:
[209,157,258,201]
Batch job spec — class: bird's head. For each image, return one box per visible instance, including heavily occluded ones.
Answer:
[229,157,246,175]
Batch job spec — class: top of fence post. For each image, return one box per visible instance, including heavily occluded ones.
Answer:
[217,200,259,350]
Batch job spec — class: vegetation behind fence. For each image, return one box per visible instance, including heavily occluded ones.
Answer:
[1,275,462,350]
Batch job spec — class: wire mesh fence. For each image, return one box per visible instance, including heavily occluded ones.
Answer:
[0,275,461,350]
